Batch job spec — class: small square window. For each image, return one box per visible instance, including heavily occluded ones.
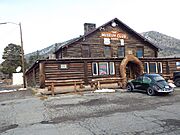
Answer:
[136,47,143,58]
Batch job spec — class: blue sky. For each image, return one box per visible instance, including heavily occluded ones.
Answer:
[0,0,180,62]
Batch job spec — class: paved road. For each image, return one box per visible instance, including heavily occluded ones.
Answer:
[0,89,180,135]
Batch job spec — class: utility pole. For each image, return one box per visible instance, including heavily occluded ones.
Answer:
[0,22,26,88]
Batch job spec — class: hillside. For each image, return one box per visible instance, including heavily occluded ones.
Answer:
[141,31,180,57]
[25,31,180,60]
[25,38,78,61]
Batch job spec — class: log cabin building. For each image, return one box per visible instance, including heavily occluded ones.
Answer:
[26,18,180,90]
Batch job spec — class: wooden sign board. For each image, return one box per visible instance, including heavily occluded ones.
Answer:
[100,31,128,40]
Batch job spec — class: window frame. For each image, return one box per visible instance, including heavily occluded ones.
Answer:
[92,62,98,76]
[99,62,109,75]
[144,62,149,73]
[136,46,144,58]
[158,62,163,73]
[109,62,115,75]
[104,45,111,57]
[149,62,157,73]
[118,46,125,58]
[92,62,115,76]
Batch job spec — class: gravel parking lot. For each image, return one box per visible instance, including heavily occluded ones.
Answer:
[0,88,180,135]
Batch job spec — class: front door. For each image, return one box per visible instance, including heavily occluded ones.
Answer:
[126,62,136,80]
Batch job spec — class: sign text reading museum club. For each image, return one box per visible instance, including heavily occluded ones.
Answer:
[100,31,128,40]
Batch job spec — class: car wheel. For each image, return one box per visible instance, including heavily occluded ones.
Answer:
[147,87,155,96]
[127,84,133,92]
[174,78,180,87]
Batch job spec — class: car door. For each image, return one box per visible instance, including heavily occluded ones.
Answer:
[133,76,143,90]
[141,76,151,90]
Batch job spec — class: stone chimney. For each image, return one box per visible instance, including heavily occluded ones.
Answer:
[84,23,96,35]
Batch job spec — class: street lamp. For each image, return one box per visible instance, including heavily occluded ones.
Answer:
[0,22,26,88]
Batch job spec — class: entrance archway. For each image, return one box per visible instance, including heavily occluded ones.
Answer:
[120,55,144,87]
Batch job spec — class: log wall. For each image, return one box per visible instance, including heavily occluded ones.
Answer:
[56,23,157,59]
[26,57,180,88]
[44,62,85,87]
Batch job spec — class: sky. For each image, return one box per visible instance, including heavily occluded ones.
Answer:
[0,0,180,62]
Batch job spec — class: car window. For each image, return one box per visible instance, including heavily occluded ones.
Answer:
[152,75,165,82]
[143,77,151,84]
[136,76,143,82]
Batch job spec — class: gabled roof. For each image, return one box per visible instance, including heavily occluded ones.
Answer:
[54,18,160,54]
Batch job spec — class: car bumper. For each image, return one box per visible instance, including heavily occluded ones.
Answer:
[157,89,174,93]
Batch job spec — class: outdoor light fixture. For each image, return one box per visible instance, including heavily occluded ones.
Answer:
[111,22,117,27]
[0,22,26,88]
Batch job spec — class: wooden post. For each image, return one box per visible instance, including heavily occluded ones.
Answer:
[97,81,101,89]
[74,81,77,93]
[84,61,88,85]
[32,68,36,87]
[51,83,55,96]
[39,62,45,88]
[166,61,170,74]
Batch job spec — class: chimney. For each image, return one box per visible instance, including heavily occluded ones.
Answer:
[84,23,96,35]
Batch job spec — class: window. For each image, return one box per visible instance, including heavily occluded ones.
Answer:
[158,62,163,73]
[99,62,109,75]
[176,62,180,69]
[136,47,143,58]
[149,62,157,73]
[143,77,151,84]
[110,62,115,75]
[92,62,98,75]
[82,45,90,57]
[118,47,124,57]
[144,62,149,73]
[136,76,143,82]
[92,62,115,76]
[104,46,111,57]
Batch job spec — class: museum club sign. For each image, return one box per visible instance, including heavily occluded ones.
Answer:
[100,31,128,40]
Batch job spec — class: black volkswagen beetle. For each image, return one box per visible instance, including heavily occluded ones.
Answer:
[126,74,174,96]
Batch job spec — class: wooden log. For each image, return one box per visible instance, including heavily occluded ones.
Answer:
[74,81,77,93]
[39,62,45,88]
[51,83,55,96]
[83,61,88,85]
[32,68,36,87]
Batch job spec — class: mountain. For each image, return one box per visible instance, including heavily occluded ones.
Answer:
[141,31,180,57]
[25,38,78,61]
[25,31,180,60]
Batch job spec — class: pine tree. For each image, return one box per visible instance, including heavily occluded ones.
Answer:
[1,43,23,78]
